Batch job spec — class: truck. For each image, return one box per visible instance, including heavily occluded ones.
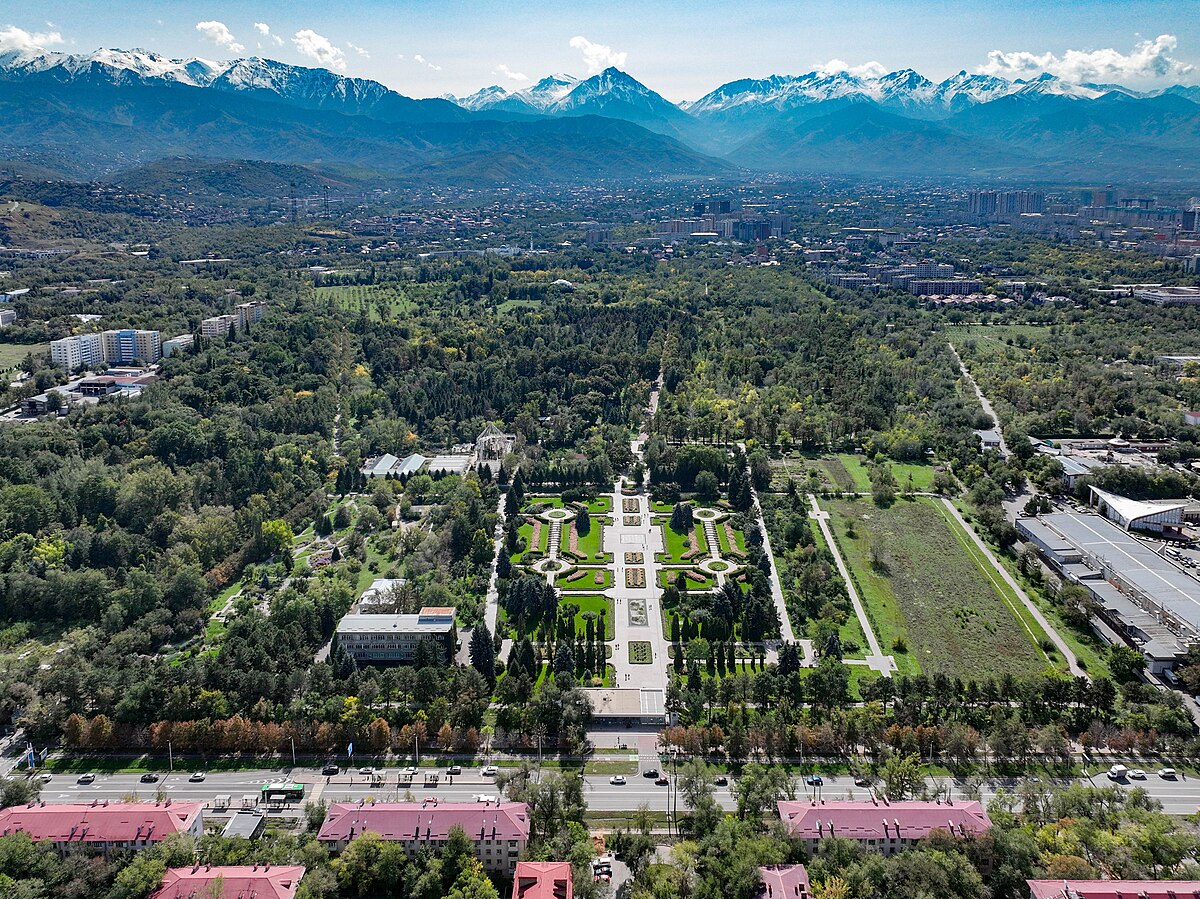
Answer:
[1107,764,1129,780]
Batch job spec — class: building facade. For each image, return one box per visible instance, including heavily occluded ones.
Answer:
[317,801,529,875]
[777,800,991,857]
[335,607,457,664]
[0,801,203,855]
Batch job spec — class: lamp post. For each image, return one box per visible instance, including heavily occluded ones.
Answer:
[290,737,296,768]
[168,741,173,773]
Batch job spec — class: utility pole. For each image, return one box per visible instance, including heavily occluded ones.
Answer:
[291,737,296,768]
[168,741,173,773]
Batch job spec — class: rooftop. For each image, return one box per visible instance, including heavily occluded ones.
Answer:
[336,608,458,636]
[513,861,573,899]
[758,864,811,899]
[777,800,991,841]
[1027,880,1200,899]
[0,801,202,844]
[1090,486,1187,528]
[151,866,305,899]
[317,801,530,843]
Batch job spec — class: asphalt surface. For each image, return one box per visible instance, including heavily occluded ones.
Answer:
[30,765,1200,816]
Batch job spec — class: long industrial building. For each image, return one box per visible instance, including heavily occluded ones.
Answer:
[1017,512,1200,672]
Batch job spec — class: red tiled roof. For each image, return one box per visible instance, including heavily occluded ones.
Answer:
[759,864,811,899]
[318,801,530,843]
[152,866,306,899]
[0,801,202,844]
[1028,880,1200,899]
[777,800,990,841]
[513,861,573,899]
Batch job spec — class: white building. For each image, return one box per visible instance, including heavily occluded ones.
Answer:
[162,334,195,357]
[201,314,241,338]
[50,333,105,372]
[335,607,457,664]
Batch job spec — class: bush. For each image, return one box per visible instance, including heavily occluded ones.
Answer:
[891,636,908,653]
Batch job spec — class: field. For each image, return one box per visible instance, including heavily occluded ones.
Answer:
[825,496,1047,678]
[771,453,938,494]
[0,342,45,372]
[316,284,417,321]
[555,567,612,591]
[561,594,615,640]
[656,521,707,564]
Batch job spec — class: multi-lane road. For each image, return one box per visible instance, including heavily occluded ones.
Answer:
[30,765,1200,817]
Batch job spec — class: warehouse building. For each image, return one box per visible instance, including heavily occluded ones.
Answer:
[1088,486,1187,535]
[335,607,457,665]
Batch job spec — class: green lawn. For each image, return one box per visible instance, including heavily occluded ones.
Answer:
[657,523,699,564]
[840,455,938,493]
[657,569,715,591]
[561,594,615,639]
[825,496,1047,679]
[567,518,609,563]
[586,497,612,514]
[526,495,564,509]
[316,284,416,321]
[556,567,612,591]
[0,342,46,371]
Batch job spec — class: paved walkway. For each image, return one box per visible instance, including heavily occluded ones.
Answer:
[807,494,897,676]
[482,491,511,662]
[949,342,1010,459]
[937,497,1085,677]
[742,447,797,648]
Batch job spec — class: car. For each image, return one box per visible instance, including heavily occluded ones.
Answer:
[713,775,728,786]
[76,773,96,785]
[853,777,871,787]
[189,772,206,782]
[357,766,374,776]
[642,768,659,778]
[481,765,498,776]
[609,775,627,785]
[139,773,159,783]
[1159,767,1178,779]
[1129,768,1147,780]
[446,765,462,776]
[321,764,340,776]
[37,772,53,783]
[655,776,669,786]
[805,775,823,786]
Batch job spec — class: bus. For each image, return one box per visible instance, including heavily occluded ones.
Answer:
[261,782,305,803]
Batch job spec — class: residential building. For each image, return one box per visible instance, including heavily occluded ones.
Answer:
[1027,880,1200,899]
[0,801,204,854]
[50,333,104,372]
[162,334,194,357]
[1134,286,1200,305]
[335,607,457,664]
[757,865,811,899]
[317,800,530,875]
[1185,411,1200,427]
[201,314,241,338]
[151,865,305,899]
[776,800,991,856]
[0,309,15,327]
[236,300,268,328]
[100,329,161,365]
[513,861,573,899]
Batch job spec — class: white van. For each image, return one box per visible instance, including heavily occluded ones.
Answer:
[1107,764,1129,780]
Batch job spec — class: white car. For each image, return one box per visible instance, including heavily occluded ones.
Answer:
[1159,767,1178,779]
[76,773,96,785]
[37,772,53,783]
[1129,768,1147,780]
[358,766,374,775]
[189,772,206,782]
[482,765,498,777]
[609,775,627,785]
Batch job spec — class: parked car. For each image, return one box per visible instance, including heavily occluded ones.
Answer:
[446,765,462,776]
[655,776,669,786]
[321,764,340,776]
[609,775,627,785]
[357,766,374,776]
[1159,767,1178,779]
[76,773,95,785]
[481,765,498,777]
[805,775,823,786]
[713,775,728,786]
[189,772,206,782]
[139,773,159,783]
[1129,768,1147,780]
[642,768,659,778]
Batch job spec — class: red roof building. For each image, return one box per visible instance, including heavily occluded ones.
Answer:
[151,865,306,899]
[0,801,204,854]
[1028,881,1200,899]
[777,800,990,856]
[513,861,573,899]
[318,800,530,875]
[758,864,811,899]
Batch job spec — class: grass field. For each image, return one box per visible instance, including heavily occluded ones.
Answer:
[568,518,608,563]
[316,284,416,322]
[0,342,46,371]
[657,569,715,591]
[773,453,938,495]
[826,496,1047,678]
[555,567,612,591]
[561,594,615,640]
[657,522,704,564]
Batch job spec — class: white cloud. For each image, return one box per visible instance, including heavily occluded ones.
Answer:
[494,63,527,82]
[195,20,244,54]
[978,34,1193,83]
[413,53,441,71]
[347,41,370,59]
[292,28,345,70]
[0,25,64,54]
[816,58,888,79]
[569,35,626,74]
[254,22,283,46]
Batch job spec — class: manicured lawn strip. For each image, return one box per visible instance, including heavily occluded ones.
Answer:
[571,518,607,562]
[826,497,1044,678]
[657,569,714,591]
[693,524,709,557]
[846,665,881,702]
[555,567,612,591]
[563,594,615,639]
[586,497,612,514]
[527,495,565,509]
[834,455,876,492]
[658,523,696,564]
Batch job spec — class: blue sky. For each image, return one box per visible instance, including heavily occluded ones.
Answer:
[9,0,1199,99]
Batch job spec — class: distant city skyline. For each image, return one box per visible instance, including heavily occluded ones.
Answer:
[4,0,1198,101]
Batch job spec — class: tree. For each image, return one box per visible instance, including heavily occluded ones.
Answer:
[669,502,694,534]
[1108,645,1146,684]
[575,507,591,537]
[554,641,575,681]
[695,470,720,502]
[468,623,496,688]
[880,752,923,799]
[731,761,794,821]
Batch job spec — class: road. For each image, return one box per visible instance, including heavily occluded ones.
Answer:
[32,765,1200,816]
[949,342,1010,459]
